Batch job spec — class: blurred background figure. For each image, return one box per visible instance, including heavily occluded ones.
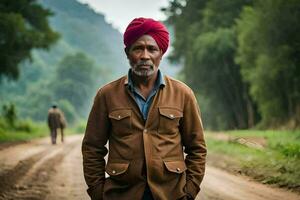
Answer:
[47,104,66,144]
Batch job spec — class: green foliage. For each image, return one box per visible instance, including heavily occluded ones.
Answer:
[74,119,87,134]
[163,0,206,62]
[11,51,97,123]
[53,52,97,118]
[165,0,300,129]
[207,130,300,190]
[276,143,300,159]
[0,0,59,80]
[2,103,17,127]
[190,29,246,129]
[41,0,127,77]
[164,0,255,129]
[0,0,130,126]
[57,99,77,124]
[21,80,54,121]
[0,103,32,133]
[0,103,38,134]
[0,120,48,142]
[236,0,300,127]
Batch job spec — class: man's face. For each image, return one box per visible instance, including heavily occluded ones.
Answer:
[126,35,163,77]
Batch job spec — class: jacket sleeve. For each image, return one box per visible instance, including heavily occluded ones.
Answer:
[180,89,207,199]
[82,89,110,200]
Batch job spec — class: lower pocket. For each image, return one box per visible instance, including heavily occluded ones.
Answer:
[106,161,130,176]
[164,160,187,174]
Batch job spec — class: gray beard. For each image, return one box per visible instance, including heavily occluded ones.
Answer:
[131,64,155,77]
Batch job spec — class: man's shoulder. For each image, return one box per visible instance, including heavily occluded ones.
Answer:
[95,75,127,95]
[164,75,193,92]
[48,108,54,114]
[164,76,198,104]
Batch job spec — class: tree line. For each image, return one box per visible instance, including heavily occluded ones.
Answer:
[0,1,103,125]
[163,0,300,130]
[0,52,98,124]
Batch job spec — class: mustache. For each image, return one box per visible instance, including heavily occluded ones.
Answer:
[136,61,154,67]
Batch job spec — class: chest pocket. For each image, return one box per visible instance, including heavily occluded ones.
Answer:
[158,107,183,134]
[109,109,132,137]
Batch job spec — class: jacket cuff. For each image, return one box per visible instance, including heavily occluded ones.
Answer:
[186,179,200,199]
[87,184,103,200]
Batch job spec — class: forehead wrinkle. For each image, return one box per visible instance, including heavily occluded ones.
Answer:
[132,35,159,47]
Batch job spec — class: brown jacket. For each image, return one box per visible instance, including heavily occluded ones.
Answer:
[82,75,206,200]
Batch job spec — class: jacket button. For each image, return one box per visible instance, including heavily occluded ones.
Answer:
[118,115,121,119]
[176,168,180,172]
[112,170,116,174]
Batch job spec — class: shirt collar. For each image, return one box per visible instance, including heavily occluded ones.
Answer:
[125,69,165,92]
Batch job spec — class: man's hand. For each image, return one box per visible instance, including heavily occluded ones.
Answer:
[179,194,194,200]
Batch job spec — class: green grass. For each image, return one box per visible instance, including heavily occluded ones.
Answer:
[72,119,87,134]
[0,122,49,142]
[206,130,300,191]
[0,119,85,143]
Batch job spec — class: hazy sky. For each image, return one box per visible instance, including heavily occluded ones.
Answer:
[77,0,169,33]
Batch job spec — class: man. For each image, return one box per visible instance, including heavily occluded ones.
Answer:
[47,104,66,144]
[82,17,206,200]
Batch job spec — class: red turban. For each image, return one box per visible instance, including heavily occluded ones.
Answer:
[123,17,169,54]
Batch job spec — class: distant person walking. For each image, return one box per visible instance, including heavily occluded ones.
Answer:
[47,104,66,144]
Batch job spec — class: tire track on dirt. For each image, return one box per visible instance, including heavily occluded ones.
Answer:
[0,139,78,200]
[0,149,49,195]
[45,137,89,200]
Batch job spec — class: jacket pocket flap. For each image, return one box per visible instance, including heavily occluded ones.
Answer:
[164,160,187,174]
[159,107,183,119]
[109,109,131,120]
[106,162,130,176]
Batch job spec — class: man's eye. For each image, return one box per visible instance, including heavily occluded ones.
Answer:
[148,47,158,52]
[132,46,143,51]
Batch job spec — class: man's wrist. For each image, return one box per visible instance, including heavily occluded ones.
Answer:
[185,178,200,199]
[87,183,103,200]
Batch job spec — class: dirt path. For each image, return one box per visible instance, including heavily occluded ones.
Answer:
[0,135,299,200]
[0,135,89,200]
[198,166,300,200]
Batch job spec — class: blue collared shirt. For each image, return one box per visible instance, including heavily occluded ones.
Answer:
[127,69,165,121]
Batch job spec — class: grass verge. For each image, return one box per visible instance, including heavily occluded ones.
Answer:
[0,121,48,142]
[206,130,300,192]
[0,120,85,143]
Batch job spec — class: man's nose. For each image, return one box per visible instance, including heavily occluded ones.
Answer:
[141,49,150,59]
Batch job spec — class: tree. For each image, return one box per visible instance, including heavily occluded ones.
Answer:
[164,0,256,129]
[2,103,17,127]
[189,28,252,129]
[22,79,54,121]
[53,52,98,117]
[236,0,300,127]
[0,0,59,80]
[57,99,77,124]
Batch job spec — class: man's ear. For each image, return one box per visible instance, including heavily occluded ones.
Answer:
[160,49,163,60]
[124,47,129,58]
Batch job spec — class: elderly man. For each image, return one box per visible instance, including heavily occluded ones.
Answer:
[82,17,206,200]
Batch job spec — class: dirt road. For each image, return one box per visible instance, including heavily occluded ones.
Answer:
[0,135,299,200]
